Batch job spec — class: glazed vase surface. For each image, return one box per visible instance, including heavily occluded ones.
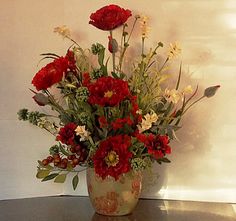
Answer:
[86,168,142,216]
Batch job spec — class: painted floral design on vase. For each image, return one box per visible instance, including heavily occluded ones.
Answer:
[86,168,142,216]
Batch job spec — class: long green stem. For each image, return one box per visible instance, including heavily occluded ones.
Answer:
[110,31,116,73]
[159,58,169,72]
[45,90,71,122]
[182,95,205,115]
[119,17,139,73]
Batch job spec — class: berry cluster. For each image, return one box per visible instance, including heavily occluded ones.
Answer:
[41,145,88,169]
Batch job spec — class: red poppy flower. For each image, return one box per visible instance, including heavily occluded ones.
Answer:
[88,76,130,107]
[56,123,77,146]
[137,134,171,159]
[32,50,76,91]
[93,135,133,180]
[89,4,132,31]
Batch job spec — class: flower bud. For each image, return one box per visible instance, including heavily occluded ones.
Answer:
[108,36,118,53]
[204,85,220,98]
[33,93,49,106]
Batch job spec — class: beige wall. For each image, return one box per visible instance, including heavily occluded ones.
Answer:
[0,0,235,202]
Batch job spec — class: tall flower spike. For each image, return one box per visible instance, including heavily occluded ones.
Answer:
[140,16,150,38]
[168,42,181,59]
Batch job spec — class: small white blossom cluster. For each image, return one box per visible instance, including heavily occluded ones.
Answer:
[164,85,193,104]
[137,111,158,133]
[75,125,91,141]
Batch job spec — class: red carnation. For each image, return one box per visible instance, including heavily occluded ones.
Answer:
[138,134,171,159]
[111,117,133,130]
[88,76,130,107]
[56,123,77,146]
[93,135,133,180]
[89,4,132,31]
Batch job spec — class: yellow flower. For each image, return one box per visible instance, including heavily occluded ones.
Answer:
[74,125,90,141]
[168,42,181,59]
[164,88,181,104]
[54,25,71,38]
[140,16,151,38]
[182,85,193,95]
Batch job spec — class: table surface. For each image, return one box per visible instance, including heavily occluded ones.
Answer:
[0,196,235,221]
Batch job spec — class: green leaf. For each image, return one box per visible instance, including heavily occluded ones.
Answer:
[40,52,60,58]
[37,160,53,170]
[101,65,108,77]
[41,173,59,182]
[66,163,73,171]
[54,174,67,183]
[59,143,70,156]
[36,170,50,179]
[98,49,105,66]
[161,158,171,163]
[72,174,79,190]
[175,62,182,90]
[111,72,119,79]
[120,72,126,79]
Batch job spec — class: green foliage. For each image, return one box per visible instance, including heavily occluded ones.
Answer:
[72,174,79,190]
[41,173,59,182]
[54,174,67,183]
[17,13,220,192]
[49,145,59,155]
[17,108,29,121]
[36,170,50,179]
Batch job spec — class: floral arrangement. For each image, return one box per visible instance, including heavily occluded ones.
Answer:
[18,5,219,189]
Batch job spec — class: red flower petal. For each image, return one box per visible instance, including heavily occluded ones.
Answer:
[89,4,132,31]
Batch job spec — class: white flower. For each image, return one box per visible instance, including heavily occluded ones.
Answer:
[74,125,91,141]
[164,88,181,104]
[137,111,158,133]
[54,25,71,38]
[144,112,158,123]
[168,42,181,59]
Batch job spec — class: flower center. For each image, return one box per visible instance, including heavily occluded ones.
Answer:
[104,90,113,98]
[105,150,119,167]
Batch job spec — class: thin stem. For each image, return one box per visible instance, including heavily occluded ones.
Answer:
[144,43,163,73]
[42,126,56,136]
[182,95,205,115]
[110,30,116,73]
[119,17,139,73]
[159,58,169,72]
[141,37,145,58]
[65,36,82,49]
[51,167,87,173]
